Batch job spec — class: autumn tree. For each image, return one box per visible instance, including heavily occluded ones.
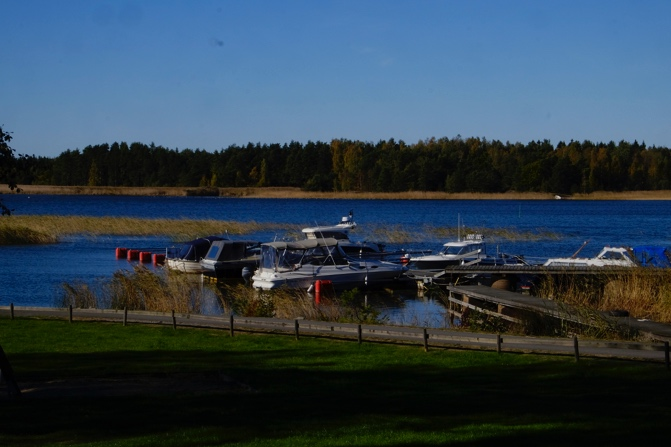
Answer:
[0,125,22,215]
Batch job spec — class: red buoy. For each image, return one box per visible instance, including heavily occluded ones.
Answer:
[127,249,140,261]
[314,280,333,304]
[139,251,152,263]
[115,247,128,259]
[152,253,166,265]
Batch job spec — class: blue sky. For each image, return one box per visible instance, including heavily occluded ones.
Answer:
[2,0,670,158]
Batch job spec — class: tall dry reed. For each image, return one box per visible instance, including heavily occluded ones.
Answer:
[60,266,222,314]
[536,268,671,324]
[217,284,382,323]
[60,268,384,323]
[20,184,671,200]
[1,215,285,243]
[0,225,57,244]
[1,214,559,247]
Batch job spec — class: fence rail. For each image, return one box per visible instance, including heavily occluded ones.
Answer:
[2,305,669,368]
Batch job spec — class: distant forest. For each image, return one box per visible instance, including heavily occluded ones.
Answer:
[10,137,671,194]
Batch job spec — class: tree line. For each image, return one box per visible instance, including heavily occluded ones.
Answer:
[8,136,671,194]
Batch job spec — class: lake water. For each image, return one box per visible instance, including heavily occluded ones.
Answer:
[2,195,670,327]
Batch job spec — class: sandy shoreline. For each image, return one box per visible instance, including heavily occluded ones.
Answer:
[5,184,671,200]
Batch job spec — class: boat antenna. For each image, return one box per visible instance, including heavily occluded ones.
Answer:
[457,213,461,241]
[571,240,590,258]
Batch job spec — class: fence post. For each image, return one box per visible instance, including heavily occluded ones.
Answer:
[357,324,362,344]
[123,307,128,326]
[69,305,73,323]
[497,334,502,354]
[665,341,669,370]
[573,335,580,362]
[294,319,300,340]
[172,310,177,330]
[10,303,14,320]
[229,314,234,337]
[423,328,429,352]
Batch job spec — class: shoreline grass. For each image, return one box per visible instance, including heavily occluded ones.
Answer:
[1,318,670,446]
[0,215,288,244]
[536,269,671,324]
[8,184,671,200]
[0,214,560,245]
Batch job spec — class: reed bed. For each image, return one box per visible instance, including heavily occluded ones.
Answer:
[536,268,671,324]
[0,214,559,245]
[0,215,285,244]
[12,184,561,199]
[61,269,383,324]
[364,224,560,245]
[14,184,671,200]
[0,225,58,244]
[217,283,382,323]
[60,266,222,313]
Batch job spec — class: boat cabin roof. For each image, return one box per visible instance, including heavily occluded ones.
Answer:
[595,246,634,260]
[262,238,340,250]
[204,240,260,262]
[443,234,485,247]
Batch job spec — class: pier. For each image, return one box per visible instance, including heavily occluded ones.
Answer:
[441,283,671,343]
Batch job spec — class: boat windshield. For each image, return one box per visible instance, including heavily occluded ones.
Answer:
[303,245,349,266]
[260,245,303,270]
[260,245,278,270]
[599,250,630,261]
[441,243,482,256]
[304,230,349,240]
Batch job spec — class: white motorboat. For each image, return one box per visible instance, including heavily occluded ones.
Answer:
[251,238,407,290]
[301,211,391,259]
[166,235,226,273]
[199,240,261,277]
[543,246,638,267]
[408,234,491,270]
[301,211,358,240]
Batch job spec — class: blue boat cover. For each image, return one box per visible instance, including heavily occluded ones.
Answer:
[632,246,671,268]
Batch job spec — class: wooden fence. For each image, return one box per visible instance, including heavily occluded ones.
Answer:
[2,305,670,368]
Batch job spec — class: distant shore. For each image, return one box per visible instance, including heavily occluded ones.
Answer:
[5,184,671,200]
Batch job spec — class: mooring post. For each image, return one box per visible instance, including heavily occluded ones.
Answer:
[423,328,429,352]
[573,335,580,362]
[172,310,177,330]
[123,307,128,326]
[69,305,73,323]
[229,314,234,337]
[358,324,362,344]
[665,341,669,370]
[10,303,14,320]
[497,334,502,354]
[294,319,300,340]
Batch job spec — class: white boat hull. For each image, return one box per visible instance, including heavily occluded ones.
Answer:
[252,263,405,290]
[166,258,206,273]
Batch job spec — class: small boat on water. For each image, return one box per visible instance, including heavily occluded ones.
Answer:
[166,235,226,273]
[301,211,404,260]
[251,238,407,291]
[407,234,524,271]
[543,246,638,267]
[199,240,262,277]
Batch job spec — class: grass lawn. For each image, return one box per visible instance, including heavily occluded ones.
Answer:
[1,317,670,446]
